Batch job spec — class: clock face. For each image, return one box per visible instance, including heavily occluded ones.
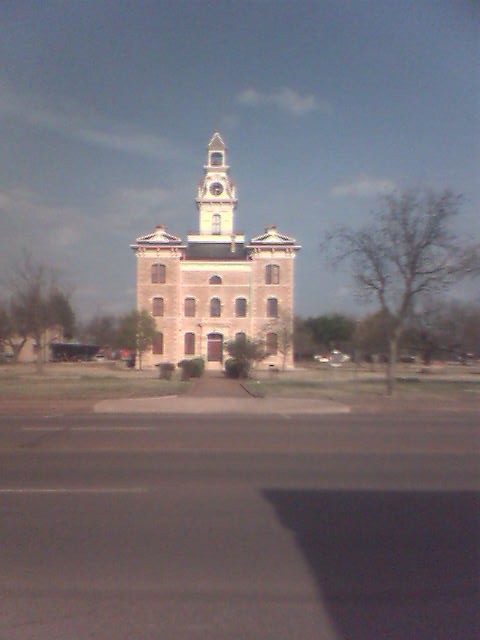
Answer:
[209,182,224,196]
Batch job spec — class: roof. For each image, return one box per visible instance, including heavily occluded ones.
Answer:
[249,225,298,245]
[186,242,247,261]
[132,225,183,246]
[208,132,226,151]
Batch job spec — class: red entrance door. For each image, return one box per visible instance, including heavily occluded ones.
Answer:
[207,333,223,362]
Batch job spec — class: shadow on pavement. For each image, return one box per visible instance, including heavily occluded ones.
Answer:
[263,489,479,640]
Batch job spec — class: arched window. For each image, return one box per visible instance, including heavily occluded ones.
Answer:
[266,332,278,355]
[184,332,195,355]
[211,151,223,166]
[235,297,247,317]
[152,332,164,355]
[212,214,221,235]
[151,263,166,284]
[235,332,246,344]
[209,275,222,285]
[152,297,164,317]
[184,297,195,317]
[265,264,280,285]
[210,297,221,317]
[267,297,278,318]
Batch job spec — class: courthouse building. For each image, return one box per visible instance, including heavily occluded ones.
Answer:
[131,132,300,369]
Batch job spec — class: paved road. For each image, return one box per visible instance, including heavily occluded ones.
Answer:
[0,413,478,639]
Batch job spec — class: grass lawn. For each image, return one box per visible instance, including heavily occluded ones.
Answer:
[244,370,480,412]
[0,363,188,414]
[0,362,478,415]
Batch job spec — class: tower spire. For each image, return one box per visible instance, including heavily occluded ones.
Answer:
[195,133,237,237]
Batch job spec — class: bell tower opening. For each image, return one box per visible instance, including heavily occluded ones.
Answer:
[210,151,224,167]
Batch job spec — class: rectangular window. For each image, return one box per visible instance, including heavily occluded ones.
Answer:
[152,332,164,355]
[210,297,221,317]
[266,332,278,355]
[184,297,196,317]
[267,298,278,318]
[212,214,221,235]
[184,332,195,355]
[265,264,280,285]
[152,297,164,316]
[151,263,166,284]
[235,298,247,317]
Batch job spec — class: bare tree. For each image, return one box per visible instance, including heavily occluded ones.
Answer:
[6,254,75,372]
[325,188,477,394]
[263,310,294,371]
[0,301,24,361]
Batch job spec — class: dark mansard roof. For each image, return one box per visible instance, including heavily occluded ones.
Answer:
[185,242,247,261]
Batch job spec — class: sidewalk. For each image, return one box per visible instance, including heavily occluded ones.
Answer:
[94,371,350,415]
[187,371,251,398]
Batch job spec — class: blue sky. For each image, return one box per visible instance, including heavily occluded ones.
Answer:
[1,1,478,320]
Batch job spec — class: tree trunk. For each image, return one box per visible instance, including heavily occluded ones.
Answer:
[386,335,398,396]
[35,337,44,374]
[8,338,27,363]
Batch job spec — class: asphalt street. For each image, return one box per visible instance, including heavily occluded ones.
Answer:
[0,413,478,639]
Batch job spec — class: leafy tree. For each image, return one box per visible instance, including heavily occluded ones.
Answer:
[81,313,118,346]
[411,299,480,364]
[225,335,266,377]
[49,290,76,339]
[353,310,395,359]
[304,313,356,353]
[116,309,157,370]
[293,316,317,360]
[325,188,477,394]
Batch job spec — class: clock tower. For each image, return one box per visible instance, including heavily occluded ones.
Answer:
[193,132,238,238]
[132,131,300,371]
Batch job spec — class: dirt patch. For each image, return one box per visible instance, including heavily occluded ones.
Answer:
[339,393,479,415]
[0,397,95,416]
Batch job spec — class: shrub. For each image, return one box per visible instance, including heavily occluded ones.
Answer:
[225,358,250,379]
[178,357,205,380]
[157,362,175,380]
[190,357,205,378]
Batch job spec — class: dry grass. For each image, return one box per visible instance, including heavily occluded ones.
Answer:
[1,362,479,415]
[0,363,188,414]
[246,365,480,413]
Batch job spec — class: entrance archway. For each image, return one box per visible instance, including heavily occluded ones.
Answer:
[207,333,223,362]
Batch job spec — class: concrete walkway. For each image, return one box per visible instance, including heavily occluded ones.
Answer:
[94,371,350,415]
[187,371,251,398]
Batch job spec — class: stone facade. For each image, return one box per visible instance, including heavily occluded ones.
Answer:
[131,132,300,370]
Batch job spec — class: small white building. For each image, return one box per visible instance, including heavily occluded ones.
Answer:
[131,132,300,369]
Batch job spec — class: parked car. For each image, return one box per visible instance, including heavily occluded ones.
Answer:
[314,351,351,365]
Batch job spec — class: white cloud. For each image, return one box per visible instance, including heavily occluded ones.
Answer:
[237,87,331,116]
[0,83,179,159]
[330,175,396,198]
